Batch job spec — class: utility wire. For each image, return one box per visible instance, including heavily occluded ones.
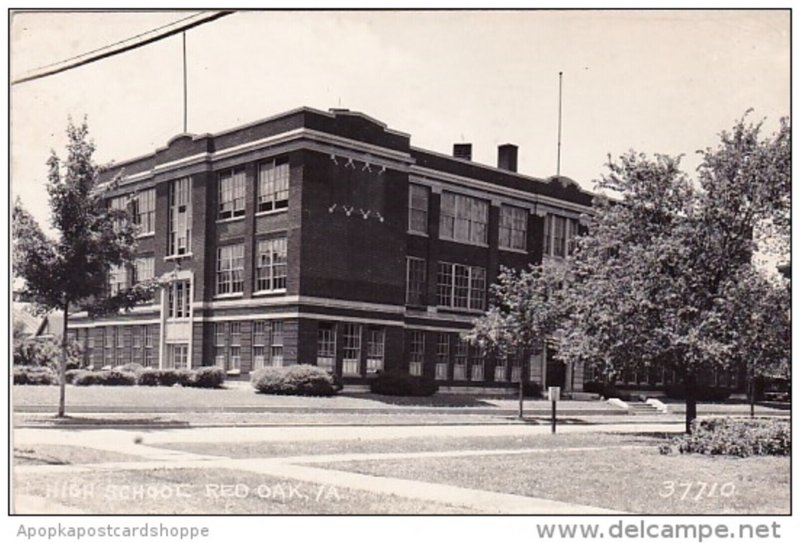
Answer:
[11,10,234,85]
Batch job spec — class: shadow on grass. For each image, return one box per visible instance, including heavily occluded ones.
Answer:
[339,393,496,407]
[29,415,190,429]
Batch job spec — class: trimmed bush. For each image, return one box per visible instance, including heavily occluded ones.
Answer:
[369,369,438,397]
[523,381,543,399]
[72,370,137,386]
[251,364,336,396]
[65,369,90,384]
[664,383,732,402]
[13,366,57,385]
[660,417,790,457]
[135,369,195,387]
[191,367,226,389]
[579,381,635,401]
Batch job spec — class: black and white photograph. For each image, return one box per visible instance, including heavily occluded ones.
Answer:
[6,5,792,532]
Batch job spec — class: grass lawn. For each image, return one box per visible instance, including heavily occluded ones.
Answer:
[15,467,476,514]
[13,445,144,466]
[318,448,789,514]
[152,432,667,459]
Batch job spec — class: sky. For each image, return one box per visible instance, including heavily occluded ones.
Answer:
[9,9,790,231]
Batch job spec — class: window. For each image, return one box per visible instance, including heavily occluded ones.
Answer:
[217,244,244,295]
[453,339,468,380]
[166,343,188,369]
[437,262,486,310]
[109,265,128,296]
[317,323,336,371]
[409,330,425,376]
[169,178,192,256]
[110,196,128,231]
[342,323,362,376]
[470,347,484,381]
[499,205,528,251]
[104,327,114,365]
[218,169,246,219]
[256,236,287,292]
[440,192,488,245]
[133,257,155,284]
[509,349,522,382]
[405,257,426,305]
[408,184,428,234]
[227,322,241,372]
[258,158,289,212]
[132,326,143,365]
[214,323,226,367]
[252,321,267,370]
[132,189,156,235]
[116,327,125,364]
[543,214,579,258]
[167,280,191,318]
[145,326,156,367]
[435,333,449,381]
[494,354,507,382]
[366,327,385,374]
[270,321,284,367]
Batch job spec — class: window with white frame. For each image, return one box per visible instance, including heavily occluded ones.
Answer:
[437,262,485,310]
[132,326,143,365]
[218,169,246,219]
[145,326,156,367]
[317,323,336,371]
[439,191,488,245]
[435,333,449,381]
[214,323,227,368]
[408,184,428,234]
[252,321,267,370]
[104,327,114,365]
[256,236,287,292]
[342,323,362,376]
[116,327,125,364]
[366,327,385,374]
[409,330,424,376]
[499,204,528,251]
[132,189,156,235]
[167,280,190,319]
[543,214,580,258]
[228,322,242,371]
[133,257,155,284]
[510,349,522,382]
[166,343,188,369]
[169,178,192,256]
[216,244,244,295]
[494,353,507,382]
[109,195,128,232]
[405,257,426,306]
[270,321,284,367]
[258,157,289,212]
[470,346,484,381]
[453,338,468,380]
[109,265,128,296]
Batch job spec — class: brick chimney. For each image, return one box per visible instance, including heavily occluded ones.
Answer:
[453,143,472,161]
[497,144,518,172]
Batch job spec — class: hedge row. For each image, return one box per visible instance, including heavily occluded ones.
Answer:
[660,417,790,457]
[251,365,337,396]
[583,381,732,401]
[13,366,58,385]
[19,366,226,388]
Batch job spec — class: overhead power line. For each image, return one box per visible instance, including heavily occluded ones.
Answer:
[11,10,234,85]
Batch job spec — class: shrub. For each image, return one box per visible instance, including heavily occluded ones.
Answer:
[14,336,83,369]
[13,366,57,385]
[251,364,336,396]
[369,369,439,397]
[113,363,145,374]
[191,367,226,389]
[579,381,635,400]
[65,369,90,384]
[135,369,195,387]
[523,381,542,399]
[660,417,790,457]
[72,370,137,386]
[664,383,732,402]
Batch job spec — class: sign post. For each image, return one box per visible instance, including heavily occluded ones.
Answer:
[548,386,561,434]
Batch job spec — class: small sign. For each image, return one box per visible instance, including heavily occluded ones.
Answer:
[548,386,561,402]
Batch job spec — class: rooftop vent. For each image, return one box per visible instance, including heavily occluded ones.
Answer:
[453,143,472,161]
[497,144,518,172]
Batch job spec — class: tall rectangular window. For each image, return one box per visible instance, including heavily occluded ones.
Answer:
[440,192,488,245]
[109,196,128,232]
[258,157,289,212]
[169,178,192,256]
[437,262,486,311]
[218,169,246,219]
[270,321,284,367]
[453,338,468,380]
[132,326,144,365]
[144,326,156,367]
[104,327,114,365]
[229,322,241,371]
[499,205,528,251]
[116,327,125,364]
[544,214,579,258]
[470,346,485,381]
[435,333,449,381]
[342,323,362,376]
[494,354,507,382]
[256,236,287,292]
[317,323,336,371]
[167,280,190,318]
[109,265,127,296]
[132,188,156,235]
[366,327,385,374]
[408,184,429,234]
[409,330,425,376]
[166,344,188,369]
[217,244,245,295]
[214,323,227,368]
[405,257,426,305]
[252,321,267,370]
[133,257,155,284]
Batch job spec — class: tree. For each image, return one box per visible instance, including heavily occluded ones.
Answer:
[466,260,568,418]
[554,115,789,433]
[12,119,157,417]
